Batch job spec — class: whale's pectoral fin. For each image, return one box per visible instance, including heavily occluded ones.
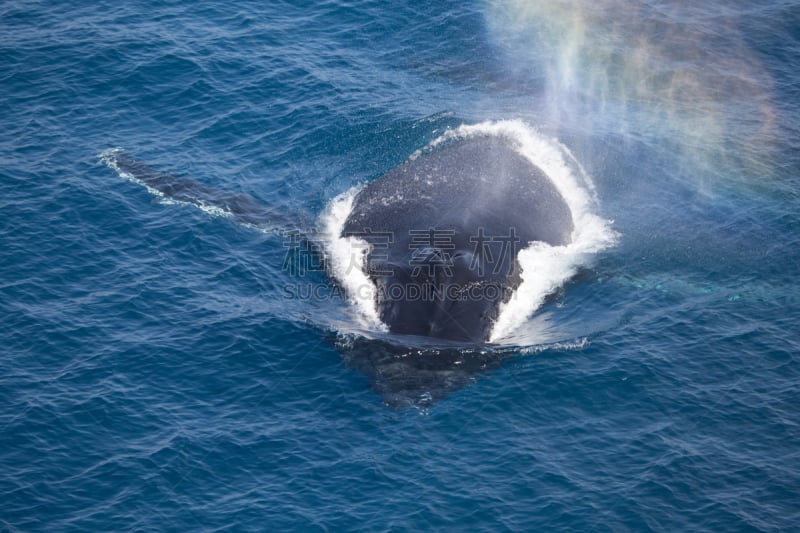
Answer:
[100,148,295,232]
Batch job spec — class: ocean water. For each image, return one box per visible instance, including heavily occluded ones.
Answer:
[2,0,799,530]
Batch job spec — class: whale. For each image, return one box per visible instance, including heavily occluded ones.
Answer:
[102,135,578,406]
[340,136,574,343]
[103,137,575,345]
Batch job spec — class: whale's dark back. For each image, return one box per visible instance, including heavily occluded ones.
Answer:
[342,137,574,342]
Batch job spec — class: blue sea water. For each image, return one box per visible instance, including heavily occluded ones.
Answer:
[2,0,799,530]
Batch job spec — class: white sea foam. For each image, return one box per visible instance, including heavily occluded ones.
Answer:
[320,188,388,331]
[324,120,617,343]
[517,337,590,355]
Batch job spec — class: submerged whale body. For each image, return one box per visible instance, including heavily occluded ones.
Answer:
[341,137,574,343]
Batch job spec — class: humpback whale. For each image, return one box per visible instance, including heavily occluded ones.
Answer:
[341,137,574,343]
[100,115,624,409]
[103,135,576,345]
[102,129,597,406]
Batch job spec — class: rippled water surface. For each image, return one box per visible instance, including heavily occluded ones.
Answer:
[2,1,799,530]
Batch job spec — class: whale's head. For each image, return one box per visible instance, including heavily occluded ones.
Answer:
[337,136,575,344]
[357,233,522,343]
